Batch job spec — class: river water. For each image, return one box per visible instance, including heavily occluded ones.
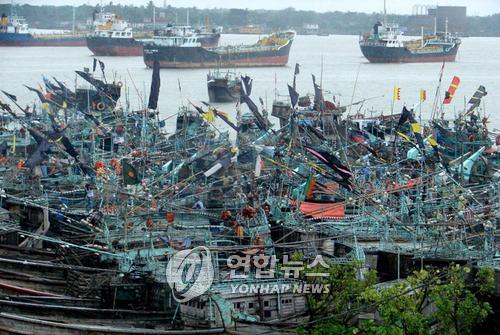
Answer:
[0,34,499,132]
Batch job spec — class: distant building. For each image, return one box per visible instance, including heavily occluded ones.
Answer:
[302,23,319,35]
[406,5,467,35]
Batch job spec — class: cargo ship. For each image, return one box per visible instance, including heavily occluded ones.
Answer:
[207,70,242,102]
[0,13,85,47]
[86,12,143,56]
[87,18,221,57]
[359,21,461,63]
[143,30,295,69]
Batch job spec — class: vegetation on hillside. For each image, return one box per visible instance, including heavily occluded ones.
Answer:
[0,3,499,36]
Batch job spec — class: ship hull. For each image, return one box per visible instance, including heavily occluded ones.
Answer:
[359,43,460,63]
[0,32,85,47]
[143,39,293,69]
[207,79,240,103]
[86,36,143,56]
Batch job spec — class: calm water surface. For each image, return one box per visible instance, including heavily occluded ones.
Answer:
[0,34,499,132]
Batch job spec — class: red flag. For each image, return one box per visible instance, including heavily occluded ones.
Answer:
[443,76,460,104]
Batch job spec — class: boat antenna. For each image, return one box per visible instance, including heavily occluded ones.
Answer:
[72,6,76,34]
[320,55,324,88]
[347,63,361,116]
[430,61,445,120]
[383,0,387,25]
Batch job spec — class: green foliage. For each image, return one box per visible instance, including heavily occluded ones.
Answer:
[0,4,498,36]
[300,263,494,335]
[298,261,377,333]
[430,265,493,335]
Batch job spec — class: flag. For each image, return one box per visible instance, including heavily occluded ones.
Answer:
[287,84,299,109]
[294,63,300,76]
[312,74,324,112]
[99,60,105,72]
[202,102,240,132]
[428,137,438,147]
[214,108,239,131]
[396,131,413,144]
[304,146,353,180]
[410,122,422,134]
[122,160,140,185]
[393,86,401,101]
[11,134,16,153]
[443,76,460,104]
[2,91,17,102]
[293,63,300,89]
[397,106,413,127]
[240,75,253,100]
[467,85,487,113]
[202,109,215,122]
[24,139,50,168]
[93,58,97,72]
[24,85,47,103]
[0,99,12,113]
[304,174,316,198]
[420,89,427,102]
[147,59,161,110]
[411,124,425,149]
[240,76,267,131]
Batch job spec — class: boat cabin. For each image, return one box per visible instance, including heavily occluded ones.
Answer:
[93,29,133,39]
[0,14,28,34]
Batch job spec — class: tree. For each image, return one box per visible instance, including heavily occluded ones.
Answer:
[300,263,494,335]
[297,260,377,334]
[361,270,435,335]
[430,265,493,335]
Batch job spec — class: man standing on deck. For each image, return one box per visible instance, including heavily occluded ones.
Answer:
[85,183,94,210]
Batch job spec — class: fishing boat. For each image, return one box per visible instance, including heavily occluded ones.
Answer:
[0,9,85,47]
[0,57,498,334]
[207,70,242,103]
[143,31,295,69]
[86,12,144,56]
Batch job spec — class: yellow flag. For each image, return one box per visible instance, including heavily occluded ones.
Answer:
[12,134,16,153]
[428,137,438,147]
[202,109,215,122]
[42,102,51,114]
[410,122,422,134]
[419,89,427,102]
[397,131,412,143]
[393,86,401,101]
[62,101,68,109]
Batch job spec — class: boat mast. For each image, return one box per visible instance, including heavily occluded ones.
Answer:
[383,0,387,26]
[421,26,424,48]
[72,6,76,34]
[153,5,156,30]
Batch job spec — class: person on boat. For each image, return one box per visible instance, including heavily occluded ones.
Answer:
[192,197,205,210]
[231,220,244,240]
[85,183,95,210]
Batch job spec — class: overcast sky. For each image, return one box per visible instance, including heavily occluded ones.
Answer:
[3,1,500,16]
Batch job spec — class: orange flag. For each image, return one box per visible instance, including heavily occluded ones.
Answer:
[443,76,460,104]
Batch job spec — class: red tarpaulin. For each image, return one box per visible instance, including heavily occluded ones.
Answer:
[294,201,345,219]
